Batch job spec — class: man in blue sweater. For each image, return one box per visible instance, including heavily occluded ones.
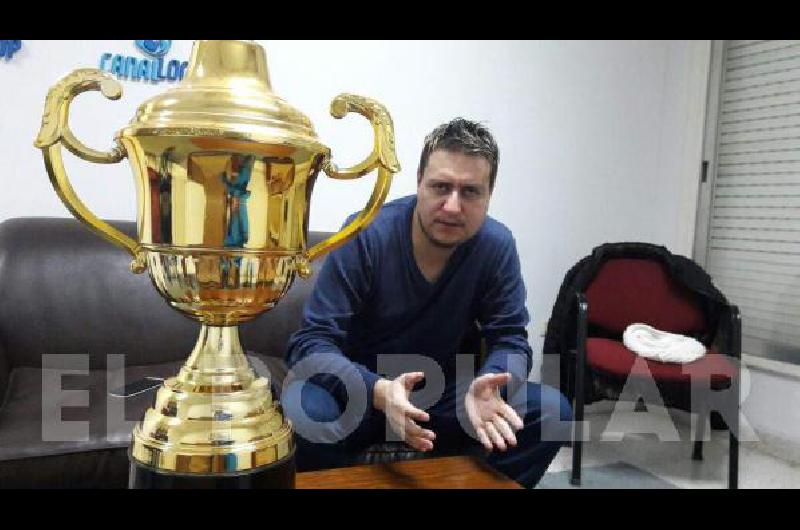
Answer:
[283,118,572,488]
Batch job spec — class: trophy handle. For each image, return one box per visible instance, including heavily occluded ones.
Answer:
[298,93,400,277]
[34,69,146,274]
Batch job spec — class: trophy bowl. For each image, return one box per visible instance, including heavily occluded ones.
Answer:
[34,40,399,488]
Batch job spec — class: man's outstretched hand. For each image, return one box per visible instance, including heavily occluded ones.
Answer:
[465,372,524,452]
[373,372,436,452]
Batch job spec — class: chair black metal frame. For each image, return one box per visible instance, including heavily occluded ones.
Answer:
[569,291,741,489]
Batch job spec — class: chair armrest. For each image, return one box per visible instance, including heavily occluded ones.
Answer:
[728,305,742,360]
[573,292,589,407]
[714,303,742,361]
[575,292,588,356]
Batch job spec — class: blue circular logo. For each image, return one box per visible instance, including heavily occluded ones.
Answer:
[135,40,172,58]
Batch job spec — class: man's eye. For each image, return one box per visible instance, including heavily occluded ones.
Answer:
[433,183,449,192]
[463,188,480,198]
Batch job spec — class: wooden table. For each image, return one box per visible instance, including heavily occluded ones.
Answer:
[295,455,523,489]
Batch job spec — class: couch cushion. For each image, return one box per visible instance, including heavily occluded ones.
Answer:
[586,337,735,389]
[0,447,131,488]
[0,354,288,488]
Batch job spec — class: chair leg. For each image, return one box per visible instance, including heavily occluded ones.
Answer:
[570,396,583,486]
[710,410,728,430]
[692,440,704,461]
[692,409,707,461]
[729,380,740,489]
[563,360,574,449]
[570,359,585,486]
[729,430,739,489]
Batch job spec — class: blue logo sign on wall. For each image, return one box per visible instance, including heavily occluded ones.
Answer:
[100,40,188,83]
[135,40,171,57]
[0,40,22,60]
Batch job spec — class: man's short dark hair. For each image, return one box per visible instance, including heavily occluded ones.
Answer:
[417,118,499,191]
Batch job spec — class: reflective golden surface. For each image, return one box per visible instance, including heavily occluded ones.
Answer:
[147,249,298,325]
[126,142,320,324]
[131,325,294,473]
[34,40,399,475]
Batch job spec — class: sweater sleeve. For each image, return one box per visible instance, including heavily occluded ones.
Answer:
[284,227,382,415]
[476,232,534,392]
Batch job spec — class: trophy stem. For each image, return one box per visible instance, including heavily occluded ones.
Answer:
[174,324,255,393]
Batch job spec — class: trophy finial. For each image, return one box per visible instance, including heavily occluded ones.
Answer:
[184,40,272,90]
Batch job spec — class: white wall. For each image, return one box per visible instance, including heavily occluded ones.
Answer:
[0,40,711,377]
[742,369,800,462]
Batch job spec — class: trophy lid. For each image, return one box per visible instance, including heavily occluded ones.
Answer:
[118,40,329,157]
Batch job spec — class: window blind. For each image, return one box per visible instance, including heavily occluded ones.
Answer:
[707,39,800,364]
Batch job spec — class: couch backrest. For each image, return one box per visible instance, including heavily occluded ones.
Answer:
[0,217,329,369]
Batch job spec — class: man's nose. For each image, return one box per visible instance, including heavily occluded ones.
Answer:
[442,189,461,213]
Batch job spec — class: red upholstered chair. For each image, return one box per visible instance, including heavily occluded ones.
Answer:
[570,257,741,489]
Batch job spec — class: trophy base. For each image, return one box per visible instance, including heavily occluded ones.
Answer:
[128,449,296,489]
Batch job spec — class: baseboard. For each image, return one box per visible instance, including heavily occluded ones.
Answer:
[742,354,800,383]
[747,428,800,465]
[740,358,800,464]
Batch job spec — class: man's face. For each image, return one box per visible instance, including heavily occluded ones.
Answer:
[416,149,492,249]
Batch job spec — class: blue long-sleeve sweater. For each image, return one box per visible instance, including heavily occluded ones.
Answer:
[285,195,533,416]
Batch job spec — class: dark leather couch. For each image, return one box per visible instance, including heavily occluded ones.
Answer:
[0,217,429,488]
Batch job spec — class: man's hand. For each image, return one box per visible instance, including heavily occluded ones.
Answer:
[465,372,524,452]
[373,372,436,452]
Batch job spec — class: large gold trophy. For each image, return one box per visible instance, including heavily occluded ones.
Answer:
[34,40,399,488]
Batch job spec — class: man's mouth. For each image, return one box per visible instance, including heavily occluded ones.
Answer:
[434,220,464,228]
